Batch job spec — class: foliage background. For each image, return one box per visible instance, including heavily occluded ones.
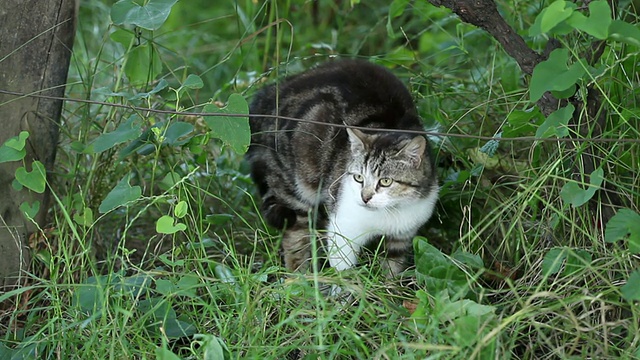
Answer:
[1,0,639,359]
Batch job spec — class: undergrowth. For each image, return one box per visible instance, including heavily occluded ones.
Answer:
[1,0,639,359]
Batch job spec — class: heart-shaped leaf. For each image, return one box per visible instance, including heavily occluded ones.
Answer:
[111,0,178,31]
[530,49,584,102]
[74,207,95,227]
[566,0,611,39]
[20,201,40,219]
[98,174,142,213]
[203,94,250,154]
[15,161,46,193]
[183,74,204,89]
[124,43,162,85]
[605,208,640,253]
[90,115,142,154]
[5,131,29,151]
[560,167,604,208]
[536,104,574,138]
[156,215,187,234]
[621,270,640,301]
[0,131,29,163]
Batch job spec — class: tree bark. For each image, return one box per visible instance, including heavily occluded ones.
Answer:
[0,0,76,289]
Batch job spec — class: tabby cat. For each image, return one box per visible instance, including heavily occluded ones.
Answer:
[246,59,439,276]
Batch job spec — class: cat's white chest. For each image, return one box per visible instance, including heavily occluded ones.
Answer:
[325,177,437,271]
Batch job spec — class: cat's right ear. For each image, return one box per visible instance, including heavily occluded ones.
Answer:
[346,127,369,153]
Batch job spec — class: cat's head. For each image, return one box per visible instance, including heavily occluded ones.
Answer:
[345,128,435,209]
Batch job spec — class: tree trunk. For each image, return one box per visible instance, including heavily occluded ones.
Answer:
[0,0,76,289]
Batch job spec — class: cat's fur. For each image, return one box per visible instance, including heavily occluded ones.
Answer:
[246,59,438,275]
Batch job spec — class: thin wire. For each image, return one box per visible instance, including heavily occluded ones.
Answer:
[1,88,639,144]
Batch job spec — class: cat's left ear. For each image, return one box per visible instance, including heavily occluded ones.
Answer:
[346,127,370,153]
[399,136,426,167]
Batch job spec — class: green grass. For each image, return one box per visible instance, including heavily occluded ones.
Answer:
[1,0,640,359]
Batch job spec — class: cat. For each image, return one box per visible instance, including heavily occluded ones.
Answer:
[245,59,439,276]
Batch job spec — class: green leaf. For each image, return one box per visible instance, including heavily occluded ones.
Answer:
[124,43,162,85]
[20,201,40,219]
[530,49,584,102]
[540,1,574,34]
[183,74,204,89]
[620,270,640,301]
[4,131,29,151]
[155,346,181,360]
[156,215,187,234]
[608,20,640,47]
[162,121,194,145]
[386,0,409,37]
[74,276,106,314]
[536,104,574,138]
[414,237,469,298]
[604,208,640,253]
[542,248,566,276]
[205,214,234,225]
[195,334,230,360]
[98,174,142,213]
[566,0,611,39]
[15,161,46,193]
[203,94,250,154]
[563,249,592,276]
[90,116,142,153]
[174,201,188,218]
[111,0,178,30]
[560,167,604,208]
[73,207,94,227]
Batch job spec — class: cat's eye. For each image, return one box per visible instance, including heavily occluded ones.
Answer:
[378,178,393,187]
[353,174,364,183]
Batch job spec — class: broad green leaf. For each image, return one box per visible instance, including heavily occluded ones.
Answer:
[4,131,29,151]
[386,0,410,37]
[0,143,26,163]
[155,346,181,360]
[605,208,640,253]
[163,318,197,338]
[620,270,640,301]
[20,201,40,219]
[195,334,230,360]
[540,1,574,33]
[563,249,592,276]
[183,74,204,89]
[73,207,94,227]
[162,121,194,145]
[111,0,178,30]
[98,174,142,213]
[536,104,574,138]
[530,49,584,102]
[542,247,566,276]
[504,108,544,137]
[174,201,188,218]
[414,236,469,298]
[608,20,640,47]
[74,276,106,314]
[205,214,234,225]
[156,215,187,234]
[128,79,169,100]
[203,94,250,154]
[124,43,162,85]
[15,161,46,193]
[560,167,604,208]
[110,28,135,47]
[566,0,611,39]
[90,116,142,153]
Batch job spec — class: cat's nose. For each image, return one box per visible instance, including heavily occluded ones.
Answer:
[361,191,374,204]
